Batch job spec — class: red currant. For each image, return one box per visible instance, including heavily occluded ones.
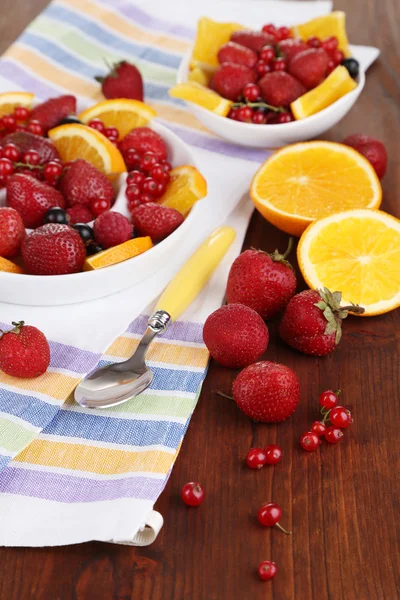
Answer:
[278,112,294,123]
[141,176,158,195]
[330,406,353,429]
[300,431,320,452]
[272,58,288,71]
[127,170,145,186]
[27,120,44,136]
[319,390,339,409]
[258,561,277,582]
[15,124,27,132]
[2,143,20,162]
[43,161,63,183]
[140,152,158,172]
[257,502,291,534]
[2,115,16,131]
[256,60,271,77]
[155,182,166,197]
[0,158,14,178]
[307,36,321,48]
[124,149,141,170]
[322,36,339,54]
[252,111,267,124]
[13,106,30,121]
[327,59,336,74]
[88,119,105,133]
[264,444,283,465]
[311,421,327,436]
[277,26,291,40]
[126,184,141,202]
[139,193,153,204]
[181,482,204,507]
[243,83,261,102]
[262,24,276,36]
[237,106,253,122]
[332,49,345,65]
[91,198,110,217]
[259,46,275,63]
[325,426,344,444]
[107,137,119,147]
[228,108,240,121]
[22,150,41,165]
[160,160,172,172]
[128,199,141,212]
[104,126,119,140]
[246,447,267,469]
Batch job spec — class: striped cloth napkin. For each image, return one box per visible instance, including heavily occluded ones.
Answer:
[0,0,333,546]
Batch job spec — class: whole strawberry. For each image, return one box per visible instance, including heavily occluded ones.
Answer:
[217,42,258,69]
[118,127,167,163]
[258,72,306,107]
[30,95,77,134]
[289,48,329,89]
[279,288,365,356]
[22,223,86,275]
[93,211,133,249]
[226,240,297,319]
[212,63,256,101]
[342,134,388,180]
[232,361,300,422]
[96,60,143,101]
[0,207,25,258]
[131,203,183,242]
[59,159,115,209]
[0,321,50,378]
[7,173,65,229]
[0,131,60,164]
[231,30,275,53]
[203,304,269,368]
[278,39,308,64]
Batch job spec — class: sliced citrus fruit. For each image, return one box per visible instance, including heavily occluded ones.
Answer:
[250,141,382,237]
[159,165,207,216]
[0,91,34,118]
[291,11,351,57]
[298,209,400,316]
[169,83,232,117]
[291,66,357,120]
[48,124,126,175]
[191,17,245,71]
[0,257,23,274]
[188,67,212,87]
[79,99,156,139]
[84,236,153,270]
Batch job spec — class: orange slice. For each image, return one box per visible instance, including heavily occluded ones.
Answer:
[48,124,126,175]
[291,11,351,57]
[0,91,34,118]
[291,66,357,120]
[79,99,156,139]
[250,141,382,236]
[188,67,212,87]
[159,165,207,216]
[298,209,400,316]
[191,17,245,71]
[0,257,23,274]
[84,236,153,270]
[169,83,232,117]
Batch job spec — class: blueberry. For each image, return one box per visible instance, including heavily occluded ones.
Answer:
[73,223,94,244]
[86,242,103,255]
[57,115,82,126]
[341,58,359,79]
[44,207,69,225]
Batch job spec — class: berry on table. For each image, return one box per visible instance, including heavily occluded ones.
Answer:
[26,120,44,136]
[342,134,387,179]
[90,198,111,218]
[310,421,327,436]
[300,431,320,452]
[0,320,50,378]
[257,502,291,534]
[272,58,288,71]
[2,143,20,162]
[259,46,275,64]
[307,35,321,48]
[88,118,105,133]
[329,406,353,428]
[319,389,339,409]
[181,482,204,507]
[246,448,268,469]
[325,426,344,444]
[264,444,283,465]
[14,106,30,121]
[243,83,261,102]
[258,561,278,582]
[73,223,95,245]
[44,207,69,225]
[342,58,360,78]
[237,106,253,122]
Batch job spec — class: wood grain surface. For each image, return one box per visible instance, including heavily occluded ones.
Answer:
[0,1,399,599]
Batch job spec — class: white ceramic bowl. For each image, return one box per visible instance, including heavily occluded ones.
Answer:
[0,120,202,306]
[177,46,365,148]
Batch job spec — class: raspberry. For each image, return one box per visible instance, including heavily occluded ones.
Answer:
[93,211,133,249]
[66,205,93,224]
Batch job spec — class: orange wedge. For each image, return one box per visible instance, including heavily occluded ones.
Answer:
[169,83,232,117]
[79,99,156,139]
[84,236,153,270]
[159,165,207,216]
[188,67,212,87]
[250,141,382,236]
[291,12,351,57]
[191,17,245,71]
[0,257,23,274]
[0,91,34,118]
[48,124,126,175]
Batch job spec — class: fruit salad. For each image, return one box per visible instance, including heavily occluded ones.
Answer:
[0,93,207,276]
[170,12,359,124]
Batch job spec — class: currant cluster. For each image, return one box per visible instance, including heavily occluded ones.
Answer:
[88,118,120,146]
[300,389,353,451]
[125,153,172,214]
[0,144,63,187]
[0,107,43,136]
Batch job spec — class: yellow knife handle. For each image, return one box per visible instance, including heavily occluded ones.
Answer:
[155,226,236,322]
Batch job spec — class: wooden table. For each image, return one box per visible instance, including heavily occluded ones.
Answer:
[0,1,399,598]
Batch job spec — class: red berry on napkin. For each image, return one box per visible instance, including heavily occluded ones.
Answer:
[0,321,50,378]
[96,60,144,101]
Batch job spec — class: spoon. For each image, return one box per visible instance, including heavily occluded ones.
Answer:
[74,226,236,408]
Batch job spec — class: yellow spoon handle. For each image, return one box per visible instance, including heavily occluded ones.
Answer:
[155,226,236,322]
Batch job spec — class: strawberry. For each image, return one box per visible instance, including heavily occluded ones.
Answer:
[258,72,306,106]
[231,30,275,53]
[279,288,365,356]
[22,223,86,275]
[119,127,168,163]
[7,173,65,229]
[0,207,25,258]
[0,131,60,164]
[226,240,297,319]
[278,39,308,64]
[59,159,115,209]
[95,61,143,101]
[217,42,258,69]
[30,95,77,134]
[130,202,183,242]
[203,304,269,368]
[93,211,133,249]
[289,48,329,89]
[212,63,256,101]
[66,205,93,224]
[0,320,50,378]
[232,361,300,423]
[342,134,388,179]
